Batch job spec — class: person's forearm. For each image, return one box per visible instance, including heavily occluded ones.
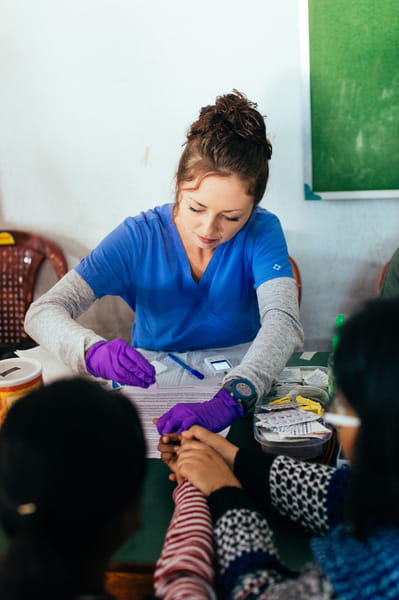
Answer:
[154,480,216,600]
[233,447,275,513]
[24,269,104,373]
[234,450,350,537]
[234,450,341,533]
[207,486,288,598]
[223,278,304,401]
[208,483,337,599]
[269,455,350,535]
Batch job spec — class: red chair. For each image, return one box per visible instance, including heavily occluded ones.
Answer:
[376,261,390,294]
[289,255,302,306]
[0,230,68,356]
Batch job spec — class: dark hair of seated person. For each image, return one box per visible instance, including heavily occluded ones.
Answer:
[333,296,399,539]
[0,377,147,600]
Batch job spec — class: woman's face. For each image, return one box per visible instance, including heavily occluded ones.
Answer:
[174,173,254,251]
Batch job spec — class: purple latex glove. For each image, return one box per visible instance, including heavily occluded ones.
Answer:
[85,338,156,388]
[156,389,244,435]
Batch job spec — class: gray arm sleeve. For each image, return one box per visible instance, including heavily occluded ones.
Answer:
[24,269,105,374]
[223,277,304,402]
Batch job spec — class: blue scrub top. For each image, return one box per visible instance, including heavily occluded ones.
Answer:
[75,204,293,351]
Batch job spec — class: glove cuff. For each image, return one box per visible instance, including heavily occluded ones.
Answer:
[85,341,106,371]
[218,389,245,419]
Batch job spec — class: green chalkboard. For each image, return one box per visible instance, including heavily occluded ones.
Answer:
[306,0,399,197]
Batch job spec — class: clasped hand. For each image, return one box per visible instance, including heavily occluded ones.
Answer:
[158,425,241,496]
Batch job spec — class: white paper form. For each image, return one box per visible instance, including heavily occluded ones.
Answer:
[120,383,222,458]
[115,345,254,458]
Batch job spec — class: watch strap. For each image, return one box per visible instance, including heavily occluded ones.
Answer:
[222,378,257,412]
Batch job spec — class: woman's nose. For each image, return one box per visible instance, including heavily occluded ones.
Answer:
[201,215,219,236]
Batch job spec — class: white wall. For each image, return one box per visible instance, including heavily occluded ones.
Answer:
[1,0,398,349]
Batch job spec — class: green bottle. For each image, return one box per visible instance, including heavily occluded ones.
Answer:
[327,314,345,400]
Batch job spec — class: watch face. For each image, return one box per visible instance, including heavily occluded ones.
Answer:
[234,381,253,398]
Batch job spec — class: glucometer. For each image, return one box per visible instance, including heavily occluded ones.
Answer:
[205,355,233,373]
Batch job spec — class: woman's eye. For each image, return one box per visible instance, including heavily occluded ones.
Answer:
[226,216,240,222]
[189,206,202,213]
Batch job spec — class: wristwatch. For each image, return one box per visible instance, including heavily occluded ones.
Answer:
[222,378,257,412]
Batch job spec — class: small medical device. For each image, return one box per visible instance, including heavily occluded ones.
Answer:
[205,355,233,372]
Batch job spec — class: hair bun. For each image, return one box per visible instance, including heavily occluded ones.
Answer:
[177,90,272,205]
[188,90,272,158]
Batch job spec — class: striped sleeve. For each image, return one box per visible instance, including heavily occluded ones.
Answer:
[153,480,216,600]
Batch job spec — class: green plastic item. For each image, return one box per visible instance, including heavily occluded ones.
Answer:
[331,314,345,351]
[328,314,345,400]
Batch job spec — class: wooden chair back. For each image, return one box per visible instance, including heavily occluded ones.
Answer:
[376,260,390,294]
[289,255,302,306]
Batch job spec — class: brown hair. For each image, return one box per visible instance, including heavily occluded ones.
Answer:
[175,90,272,205]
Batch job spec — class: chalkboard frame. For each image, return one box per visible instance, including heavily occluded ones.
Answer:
[300,0,399,200]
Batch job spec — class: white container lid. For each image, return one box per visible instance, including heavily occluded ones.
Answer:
[0,358,42,387]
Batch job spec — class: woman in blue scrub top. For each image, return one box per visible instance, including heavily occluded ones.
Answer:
[25,90,304,434]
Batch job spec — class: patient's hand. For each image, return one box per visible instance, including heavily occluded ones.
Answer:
[180,425,239,470]
[153,419,181,480]
[154,421,239,485]
[175,438,241,496]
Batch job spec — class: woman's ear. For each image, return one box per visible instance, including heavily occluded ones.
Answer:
[337,394,360,464]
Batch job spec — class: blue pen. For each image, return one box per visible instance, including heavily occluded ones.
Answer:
[167,353,205,380]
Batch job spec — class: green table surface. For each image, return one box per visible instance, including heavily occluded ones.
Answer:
[0,352,329,569]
